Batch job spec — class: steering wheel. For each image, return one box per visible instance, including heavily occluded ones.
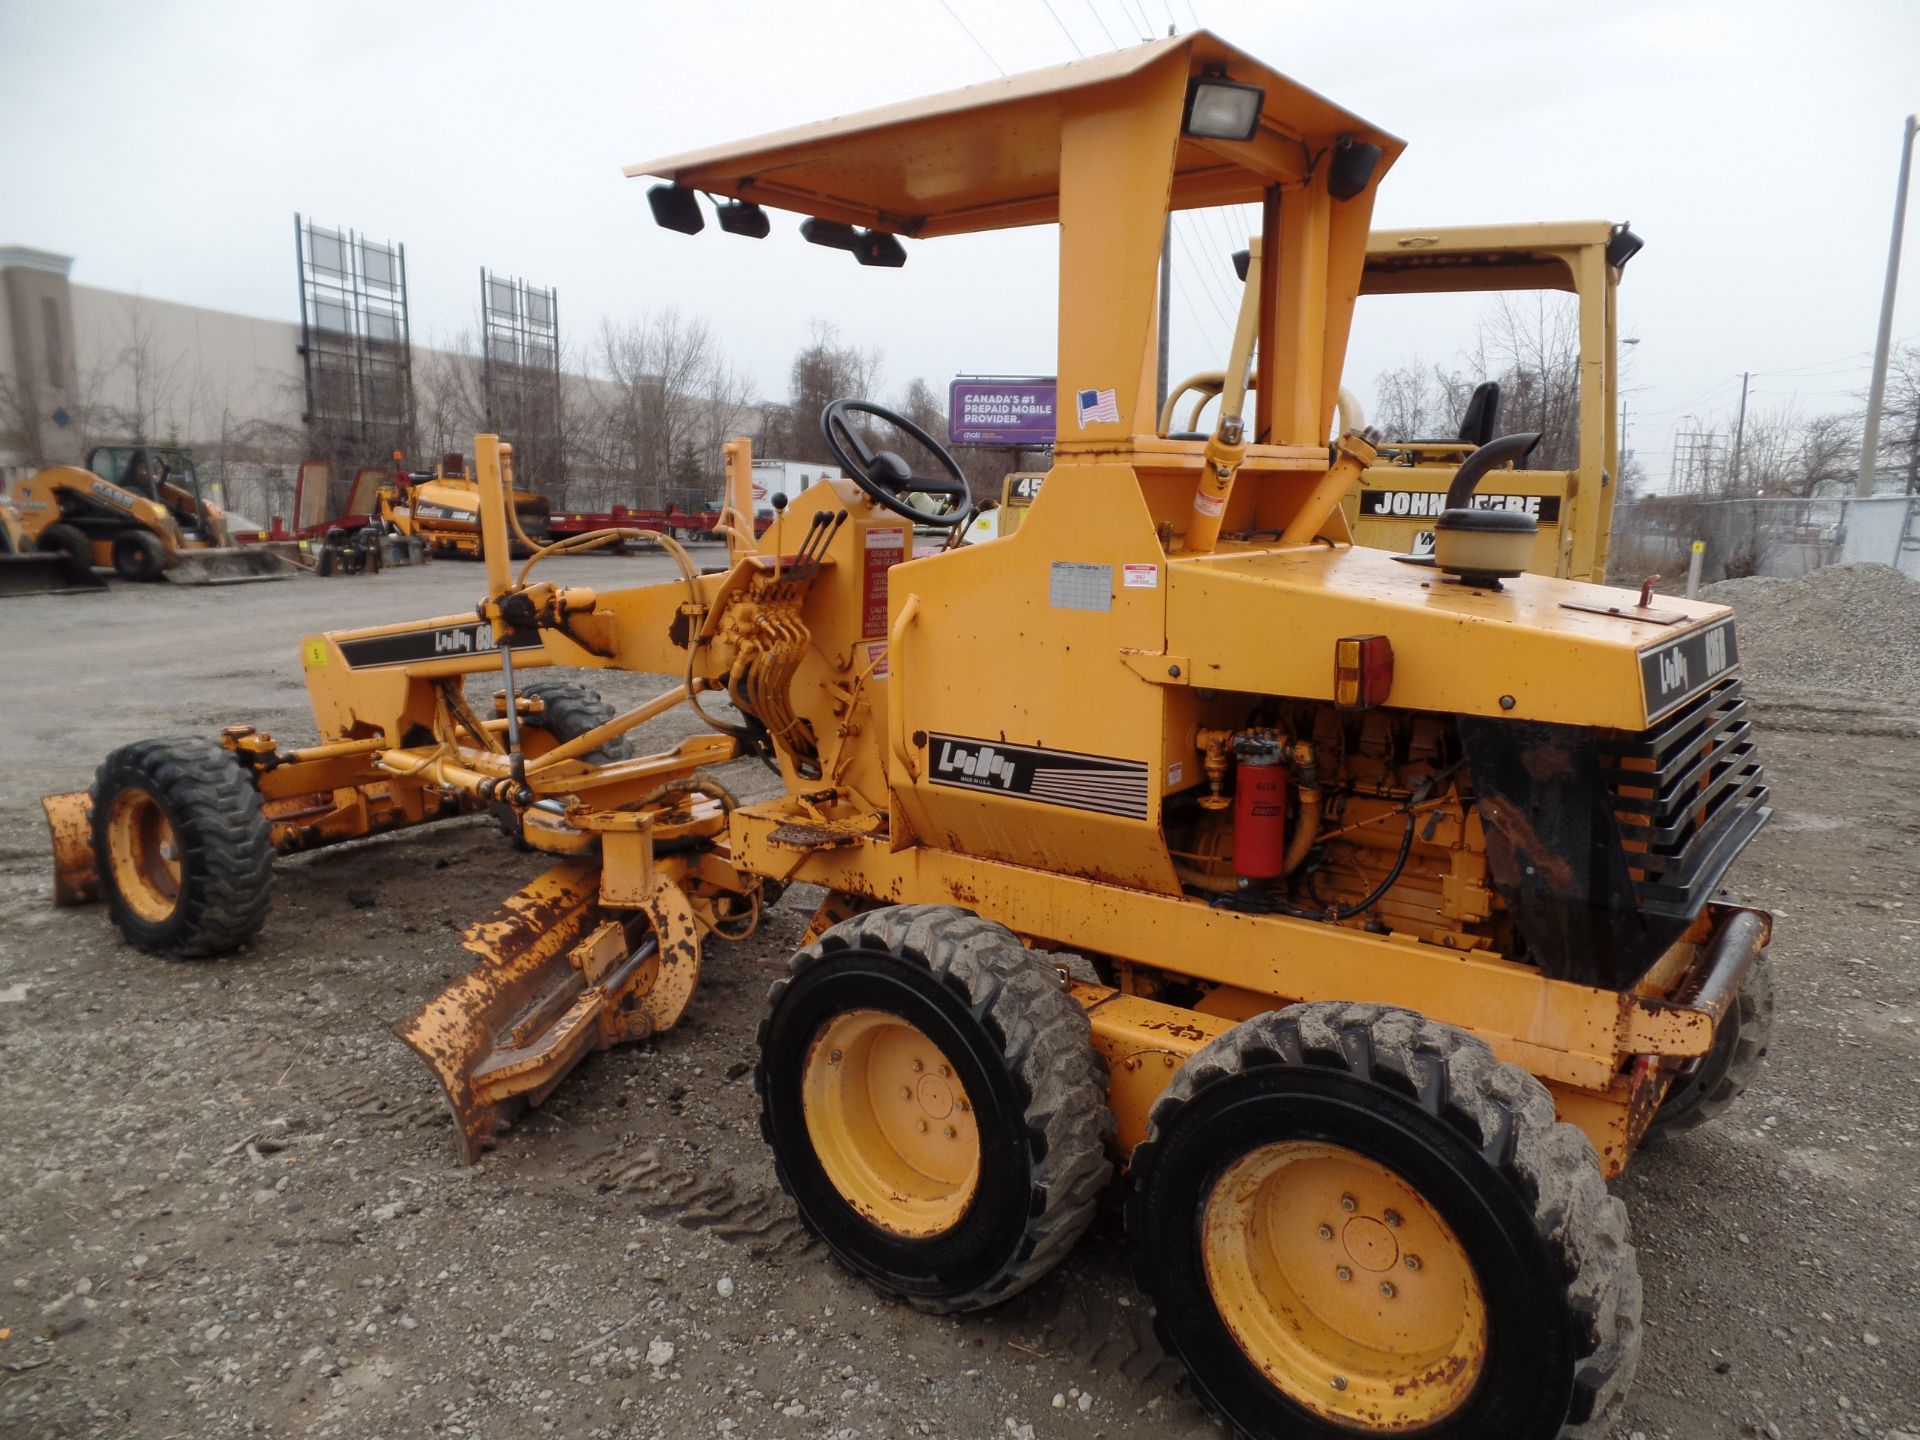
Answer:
[820,399,973,528]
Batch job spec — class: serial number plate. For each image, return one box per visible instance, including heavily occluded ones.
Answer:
[1639,618,1738,722]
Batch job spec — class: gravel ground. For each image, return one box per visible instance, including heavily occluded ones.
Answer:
[1702,564,1920,703]
[1,554,1916,1440]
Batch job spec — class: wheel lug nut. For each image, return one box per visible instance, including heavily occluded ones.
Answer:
[900,1087,913,1100]
[1335,1266,1352,1282]
[939,1064,951,1077]
[1317,1225,1334,1240]
[943,1125,956,1139]
[1383,1208,1402,1227]
[915,1120,927,1132]
[829,1049,842,1063]
[1339,1193,1357,1212]
[1380,1282,1396,1298]
[1330,1375,1348,1392]
[958,1100,971,1113]
[1404,1255,1421,1271]
[911,1059,924,1072]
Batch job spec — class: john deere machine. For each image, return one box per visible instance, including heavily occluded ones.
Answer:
[46,34,1774,1440]
[8,446,294,584]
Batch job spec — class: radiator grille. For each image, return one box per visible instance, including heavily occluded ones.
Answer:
[1602,679,1769,920]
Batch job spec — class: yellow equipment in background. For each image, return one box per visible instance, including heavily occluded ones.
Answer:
[8,446,294,585]
[47,34,1774,1440]
[1346,221,1637,580]
[0,496,107,595]
[377,450,552,559]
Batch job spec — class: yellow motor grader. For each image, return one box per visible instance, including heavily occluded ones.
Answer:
[47,34,1775,1440]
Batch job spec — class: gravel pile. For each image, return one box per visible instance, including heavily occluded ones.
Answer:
[1703,563,1920,701]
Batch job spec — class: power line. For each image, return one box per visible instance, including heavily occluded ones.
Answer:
[1172,219,1236,332]
[1114,0,1156,40]
[1634,375,1742,418]
[930,0,1007,74]
[1038,0,1087,55]
[1083,0,1119,48]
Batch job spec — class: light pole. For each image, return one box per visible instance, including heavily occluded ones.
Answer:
[1860,113,1918,497]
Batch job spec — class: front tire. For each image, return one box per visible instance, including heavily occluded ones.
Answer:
[39,523,93,572]
[91,738,275,957]
[112,530,167,581]
[518,679,631,763]
[1650,950,1774,1134]
[757,904,1112,1312]
[1128,1002,1641,1440]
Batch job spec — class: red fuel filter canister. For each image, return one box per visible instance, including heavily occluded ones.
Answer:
[1233,739,1288,879]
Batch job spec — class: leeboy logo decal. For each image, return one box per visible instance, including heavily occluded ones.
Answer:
[336,622,541,669]
[1638,618,1738,722]
[928,734,1149,820]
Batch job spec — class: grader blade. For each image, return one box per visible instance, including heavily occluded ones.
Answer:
[396,859,704,1163]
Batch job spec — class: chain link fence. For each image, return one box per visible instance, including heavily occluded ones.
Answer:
[1610,494,1920,586]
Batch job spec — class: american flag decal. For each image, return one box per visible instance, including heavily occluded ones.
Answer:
[1076,387,1120,427]
[927,734,1149,821]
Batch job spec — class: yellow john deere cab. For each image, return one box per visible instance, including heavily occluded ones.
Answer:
[48,34,1773,1440]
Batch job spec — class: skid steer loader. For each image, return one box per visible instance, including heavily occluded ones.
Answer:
[8,446,296,584]
[47,33,1775,1440]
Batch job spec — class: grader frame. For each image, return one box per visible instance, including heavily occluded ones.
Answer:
[51,32,1772,1438]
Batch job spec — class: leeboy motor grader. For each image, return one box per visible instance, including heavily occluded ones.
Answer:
[48,34,1775,1440]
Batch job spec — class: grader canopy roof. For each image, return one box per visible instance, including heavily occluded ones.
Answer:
[626,33,1403,238]
[630,33,1405,450]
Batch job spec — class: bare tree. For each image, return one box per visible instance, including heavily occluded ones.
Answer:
[1368,295,1582,468]
[590,309,740,509]
[415,333,487,467]
[1370,358,1447,443]
[105,295,186,442]
[759,322,884,465]
[1873,340,1920,495]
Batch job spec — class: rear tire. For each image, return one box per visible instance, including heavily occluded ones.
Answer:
[1650,950,1774,1134]
[91,738,275,957]
[519,679,631,763]
[1127,1002,1641,1440]
[112,530,167,581]
[757,904,1112,1312]
[39,523,93,572]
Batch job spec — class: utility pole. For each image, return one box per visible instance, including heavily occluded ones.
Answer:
[1728,370,1751,495]
[1860,113,1918,497]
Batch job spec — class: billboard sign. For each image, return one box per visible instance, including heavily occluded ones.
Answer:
[949,377,1056,448]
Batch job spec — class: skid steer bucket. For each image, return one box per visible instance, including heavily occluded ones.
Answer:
[0,551,107,596]
[163,547,300,585]
[396,860,703,1162]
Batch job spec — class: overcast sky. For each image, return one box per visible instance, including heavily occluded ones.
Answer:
[4,0,1916,487]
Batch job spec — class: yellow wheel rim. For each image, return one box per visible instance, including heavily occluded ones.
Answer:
[1202,1141,1487,1428]
[106,790,183,925]
[800,1009,981,1237]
